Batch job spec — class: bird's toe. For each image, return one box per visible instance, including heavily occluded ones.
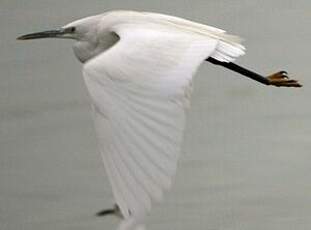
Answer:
[267,71,302,87]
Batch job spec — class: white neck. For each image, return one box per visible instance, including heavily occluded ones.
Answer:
[72,31,119,63]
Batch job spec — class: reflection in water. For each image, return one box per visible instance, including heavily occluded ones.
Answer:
[1,1,310,230]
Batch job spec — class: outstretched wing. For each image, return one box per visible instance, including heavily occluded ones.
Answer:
[83,22,218,226]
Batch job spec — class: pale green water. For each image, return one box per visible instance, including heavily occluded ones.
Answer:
[1,1,311,230]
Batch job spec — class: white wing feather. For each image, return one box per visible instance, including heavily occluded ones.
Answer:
[82,16,244,230]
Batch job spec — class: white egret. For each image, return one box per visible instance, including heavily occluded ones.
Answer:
[17,10,301,230]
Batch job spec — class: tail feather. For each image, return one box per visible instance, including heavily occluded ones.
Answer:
[211,33,246,62]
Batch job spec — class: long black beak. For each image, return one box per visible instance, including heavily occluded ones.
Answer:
[17,29,66,40]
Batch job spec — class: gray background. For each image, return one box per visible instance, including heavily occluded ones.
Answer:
[1,1,310,230]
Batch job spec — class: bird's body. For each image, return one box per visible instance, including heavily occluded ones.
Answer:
[69,11,245,230]
[64,11,245,63]
[17,10,301,230]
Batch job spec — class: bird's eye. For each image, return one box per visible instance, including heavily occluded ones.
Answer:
[70,27,76,33]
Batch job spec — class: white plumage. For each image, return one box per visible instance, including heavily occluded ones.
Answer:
[77,11,245,230]
[19,10,246,230]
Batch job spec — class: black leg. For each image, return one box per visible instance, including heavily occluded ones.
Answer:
[206,57,302,87]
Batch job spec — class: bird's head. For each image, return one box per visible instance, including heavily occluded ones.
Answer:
[17,15,102,41]
[17,14,118,63]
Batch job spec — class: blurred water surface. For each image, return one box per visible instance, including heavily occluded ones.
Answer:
[1,1,310,230]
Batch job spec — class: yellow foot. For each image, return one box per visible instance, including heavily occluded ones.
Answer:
[267,71,302,87]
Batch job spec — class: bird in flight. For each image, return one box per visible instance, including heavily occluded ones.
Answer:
[18,10,301,230]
